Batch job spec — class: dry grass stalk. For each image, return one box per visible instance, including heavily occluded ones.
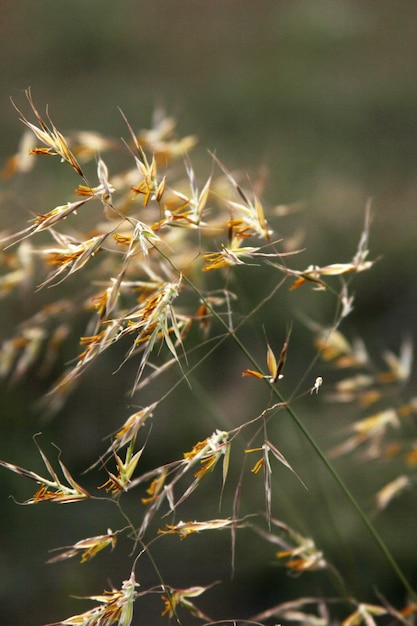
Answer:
[0,92,415,626]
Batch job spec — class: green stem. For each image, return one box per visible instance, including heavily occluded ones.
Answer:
[157,243,416,600]
[192,287,415,600]
[232,324,416,600]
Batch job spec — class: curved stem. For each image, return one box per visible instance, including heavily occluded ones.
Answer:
[154,239,416,600]
[179,267,416,601]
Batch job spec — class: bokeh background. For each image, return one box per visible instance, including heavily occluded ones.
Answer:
[1,1,417,624]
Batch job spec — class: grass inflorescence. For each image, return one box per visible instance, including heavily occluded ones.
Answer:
[1,90,416,626]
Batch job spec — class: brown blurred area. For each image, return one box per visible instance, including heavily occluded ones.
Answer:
[0,2,416,624]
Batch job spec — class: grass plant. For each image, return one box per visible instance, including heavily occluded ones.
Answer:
[1,90,416,625]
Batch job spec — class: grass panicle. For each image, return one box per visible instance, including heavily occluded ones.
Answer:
[1,92,416,626]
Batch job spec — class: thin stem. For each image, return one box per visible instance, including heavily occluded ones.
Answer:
[177,265,416,601]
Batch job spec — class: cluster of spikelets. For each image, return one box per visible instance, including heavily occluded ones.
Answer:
[312,324,417,512]
[1,90,416,626]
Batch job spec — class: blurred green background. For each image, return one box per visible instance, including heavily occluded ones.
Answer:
[1,1,417,624]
